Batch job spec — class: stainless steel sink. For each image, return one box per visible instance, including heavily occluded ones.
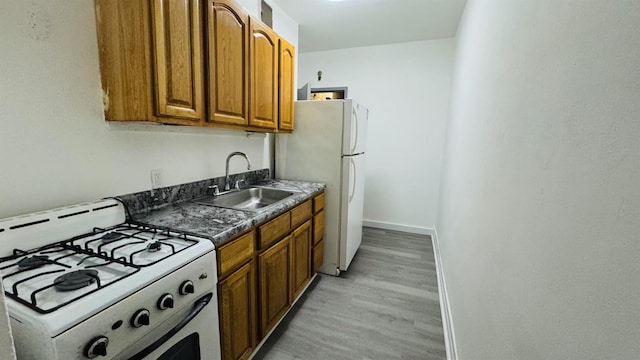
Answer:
[196,187,299,212]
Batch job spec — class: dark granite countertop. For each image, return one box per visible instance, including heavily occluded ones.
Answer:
[132,179,325,247]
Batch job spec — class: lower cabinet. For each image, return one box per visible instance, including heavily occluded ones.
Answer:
[312,193,325,273]
[312,239,324,274]
[290,220,311,302]
[313,210,324,245]
[258,235,291,337]
[218,191,324,359]
[218,260,256,360]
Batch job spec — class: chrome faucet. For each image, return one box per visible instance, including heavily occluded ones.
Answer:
[225,152,251,191]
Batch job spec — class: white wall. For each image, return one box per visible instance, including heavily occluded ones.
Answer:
[437,0,640,358]
[239,0,298,61]
[268,0,298,94]
[235,0,260,18]
[0,0,297,219]
[298,39,454,232]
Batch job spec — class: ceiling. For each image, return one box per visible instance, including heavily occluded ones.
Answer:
[273,0,467,53]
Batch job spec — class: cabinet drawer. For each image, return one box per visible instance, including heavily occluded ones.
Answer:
[217,230,255,279]
[290,200,312,229]
[312,239,324,274]
[313,192,325,214]
[259,212,291,250]
[313,210,324,245]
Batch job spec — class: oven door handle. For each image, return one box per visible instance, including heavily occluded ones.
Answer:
[128,292,213,360]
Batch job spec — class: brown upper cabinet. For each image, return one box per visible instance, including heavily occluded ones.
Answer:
[95,0,295,132]
[151,0,205,122]
[278,38,295,131]
[249,18,278,130]
[95,1,167,123]
[206,0,249,126]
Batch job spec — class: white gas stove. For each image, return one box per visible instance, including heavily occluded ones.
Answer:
[0,199,221,360]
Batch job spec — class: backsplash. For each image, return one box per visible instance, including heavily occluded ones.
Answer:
[117,169,270,216]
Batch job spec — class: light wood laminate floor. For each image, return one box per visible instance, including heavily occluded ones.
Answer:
[254,227,446,360]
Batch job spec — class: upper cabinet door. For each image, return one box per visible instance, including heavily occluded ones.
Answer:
[207,0,249,126]
[249,18,278,129]
[151,0,204,121]
[278,38,295,131]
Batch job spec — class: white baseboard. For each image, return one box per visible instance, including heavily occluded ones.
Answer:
[362,219,433,236]
[431,228,458,360]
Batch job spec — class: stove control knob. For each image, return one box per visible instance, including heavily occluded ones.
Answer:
[85,336,109,358]
[179,280,195,295]
[131,309,151,328]
[157,293,174,310]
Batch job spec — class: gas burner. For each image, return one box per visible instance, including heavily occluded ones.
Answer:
[100,232,125,243]
[17,255,49,269]
[54,270,99,292]
[146,241,162,252]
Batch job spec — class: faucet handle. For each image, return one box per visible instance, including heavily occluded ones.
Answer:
[208,185,220,196]
[234,179,246,190]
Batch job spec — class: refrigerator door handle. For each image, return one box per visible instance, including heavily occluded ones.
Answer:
[349,158,357,203]
[350,107,359,154]
[341,152,364,158]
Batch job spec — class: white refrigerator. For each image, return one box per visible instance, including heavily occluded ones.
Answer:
[276,99,368,276]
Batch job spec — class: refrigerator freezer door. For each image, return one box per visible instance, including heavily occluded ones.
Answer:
[341,100,368,155]
[339,154,365,271]
[276,101,345,182]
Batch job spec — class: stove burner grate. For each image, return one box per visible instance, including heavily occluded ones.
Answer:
[17,255,49,269]
[0,221,199,313]
[100,232,126,243]
[54,270,100,292]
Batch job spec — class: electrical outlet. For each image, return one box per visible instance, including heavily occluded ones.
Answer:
[150,169,163,189]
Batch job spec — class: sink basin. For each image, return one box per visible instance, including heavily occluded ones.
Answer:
[197,187,299,212]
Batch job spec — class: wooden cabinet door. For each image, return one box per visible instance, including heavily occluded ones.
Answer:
[206,0,249,126]
[151,0,204,122]
[219,261,256,360]
[258,235,291,338]
[278,38,295,131]
[313,210,325,246]
[95,0,151,122]
[249,18,278,129]
[312,239,324,274]
[290,220,311,301]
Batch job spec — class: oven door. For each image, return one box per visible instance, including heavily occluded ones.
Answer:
[115,293,221,360]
